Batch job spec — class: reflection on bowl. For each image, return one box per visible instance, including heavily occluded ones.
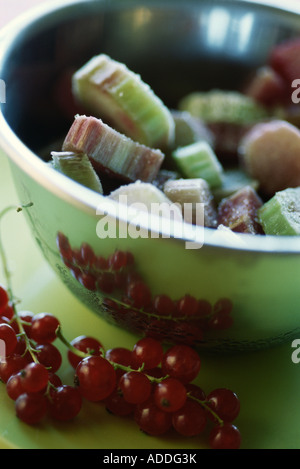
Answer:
[1,0,300,352]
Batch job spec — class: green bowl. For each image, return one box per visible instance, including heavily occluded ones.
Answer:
[1,0,300,352]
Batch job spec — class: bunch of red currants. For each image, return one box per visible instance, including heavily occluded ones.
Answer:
[0,283,241,449]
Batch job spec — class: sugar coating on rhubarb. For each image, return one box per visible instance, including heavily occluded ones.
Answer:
[178,90,270,125]
[171,141,223,188]
[62,115,165,183]
[72,54,175,150]
[258,187,300,235]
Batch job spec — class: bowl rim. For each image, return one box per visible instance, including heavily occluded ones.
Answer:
[1,0,300,254]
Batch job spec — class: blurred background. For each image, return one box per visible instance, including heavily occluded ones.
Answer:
[0,0,59,27]
[0,0,291,29]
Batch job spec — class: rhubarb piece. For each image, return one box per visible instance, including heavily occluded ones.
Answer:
[163,178,217,227]
[152,169,180,191]
[72,54,175,150]
[239,120,300,195]
[178,90,269,126]
[258,187,300,235]
[50,151,103,193]
[171,110,215,148]
[244,66,288,107]
[217,186,264,234]
[178,90,270,161]
[171,141,223,189]
[270,38,300,85]
[108,181,183,221]
[212,168,259,203]
[62,115,164,183]
[207,121,253,162]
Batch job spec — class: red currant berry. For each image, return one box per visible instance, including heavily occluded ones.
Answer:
[6,372,24,400]
[105,347,134,367]
[132,337,163,370]
[44,373,63,396]
[176,294,198,316]
[1,302,14,320]
[0,354,28,383]
[56,232,72,260]
[0,323,18,356]
[97,272,115,293]
[109,250,129,271]
[68,335,103,369]
[71,248,83,266]
[30,313,60,344]
[172,399,207,436]
[4,316,19,334]
[79,243,95,268]
[48,385,82,421]
[15,392,48,425]
[154,378,187,413]
[119,371,152,404]
[207,388,240,423]
[134,397,172,436]
[127,281,152,309]
[69,266,81,281]
[78,272,97,291]
[13,336,30,359]
[125,271,142,286]
[213,298,233,315]
[161,344,201,384]
[35,343,62,373]
[185,383,206,401]
[207,313,234,330]
[209,423,241,449]
[105,388,135,417]
[113,271,128,290]
[20,362,49,393]
[153,294,175,316]
[0,285,9,314]
[94,255,109,270]
[75,356,116,402]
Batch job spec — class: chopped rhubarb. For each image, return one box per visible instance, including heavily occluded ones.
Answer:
[163,178,218,228]
[270,37,300,84]
[244,66,288,107]
[239,120,300,196]
[207,122,253,163]
[217,186,264,234]
[62,115,164,183]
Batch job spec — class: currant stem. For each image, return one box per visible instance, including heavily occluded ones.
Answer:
[55,325,168,383]
[63,254,210,324]
[187,392,224,426]
[55,325,90,359]
[0,203,38,362]
[104,295,210,323]
[0,203,33,300]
